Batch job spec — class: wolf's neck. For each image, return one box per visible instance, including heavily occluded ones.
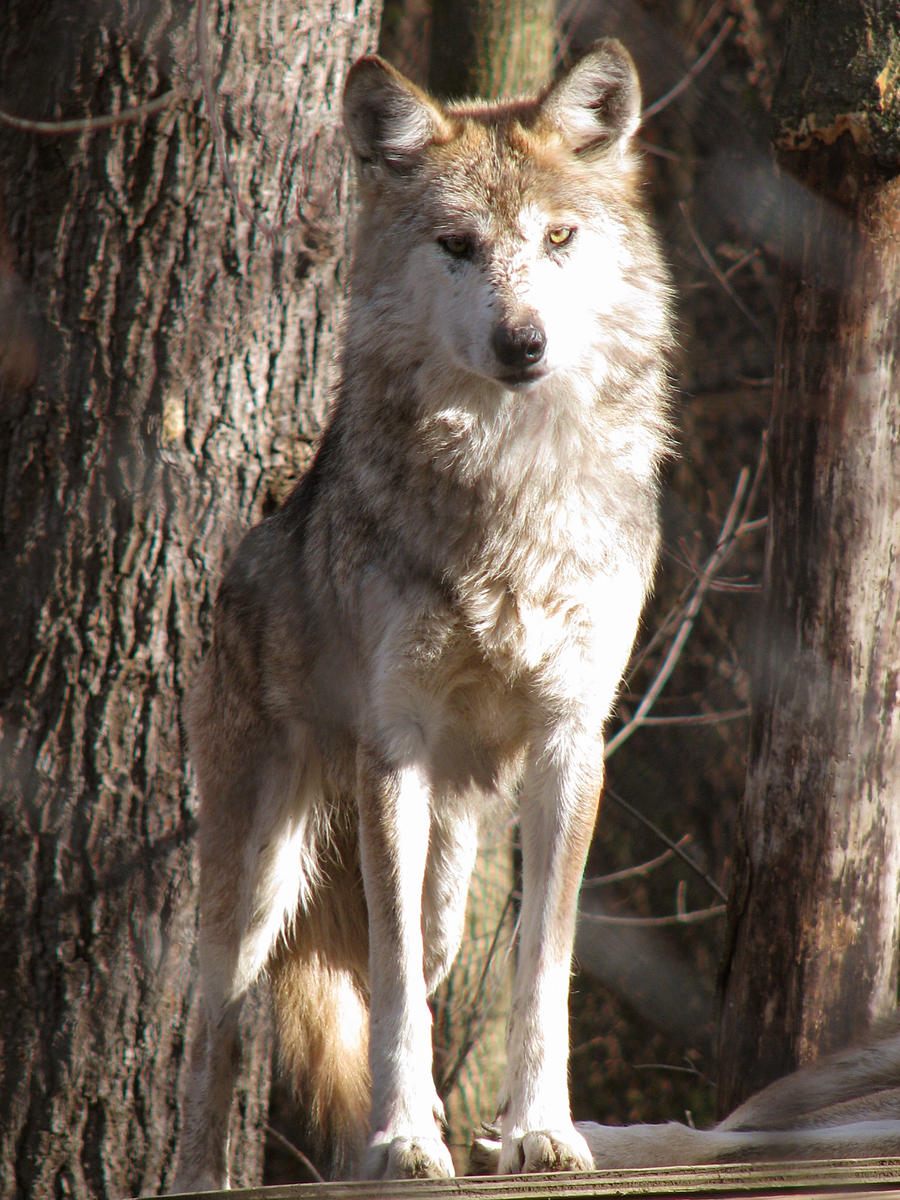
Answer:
[335,360,664,592]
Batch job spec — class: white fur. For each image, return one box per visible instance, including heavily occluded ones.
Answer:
[174,41,673,1190]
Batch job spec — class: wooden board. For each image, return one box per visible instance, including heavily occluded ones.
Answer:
[152,1158,900,1200]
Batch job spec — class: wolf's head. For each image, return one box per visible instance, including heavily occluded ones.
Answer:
[341,42,668,401]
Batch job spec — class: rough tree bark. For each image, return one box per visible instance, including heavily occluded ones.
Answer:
[717,0,900,1114]
[0,1,377,1196]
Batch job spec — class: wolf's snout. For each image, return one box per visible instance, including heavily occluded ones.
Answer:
[492,319,547,371]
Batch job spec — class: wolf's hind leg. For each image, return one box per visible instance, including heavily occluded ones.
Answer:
[171,998,244,1193]
[172,746,312,1193]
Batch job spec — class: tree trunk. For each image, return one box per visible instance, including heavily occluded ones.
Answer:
[717,0,900,1115]
[427,0,555,100]
[0,2,377,1195]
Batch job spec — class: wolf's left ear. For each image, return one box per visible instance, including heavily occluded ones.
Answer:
[343,56,449,175]
[539,39,641,158]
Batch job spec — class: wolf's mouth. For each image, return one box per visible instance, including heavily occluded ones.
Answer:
[498,366,551,389]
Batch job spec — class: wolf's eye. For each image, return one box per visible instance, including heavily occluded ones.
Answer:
[547,226,575,248]
[438,234,474,259]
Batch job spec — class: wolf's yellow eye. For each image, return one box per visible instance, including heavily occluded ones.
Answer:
[548,226,575,247]
[438,234,473,259]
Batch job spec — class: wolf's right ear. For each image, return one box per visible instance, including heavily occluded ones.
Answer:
[343,57,449,176]
[539,39,641,159]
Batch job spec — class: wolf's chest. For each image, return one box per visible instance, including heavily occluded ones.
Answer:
[453,575,592,678]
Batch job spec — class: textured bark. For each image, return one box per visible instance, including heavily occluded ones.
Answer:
[0,2,377,1196]
[427,0,555,100]
[717,0,900,1115]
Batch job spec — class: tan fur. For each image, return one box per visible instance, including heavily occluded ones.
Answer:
[172,40,674,1191]
[470,1022,900,1172]
[269,814,370,1165]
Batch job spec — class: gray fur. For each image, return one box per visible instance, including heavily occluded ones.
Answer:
[172,39,673,1191]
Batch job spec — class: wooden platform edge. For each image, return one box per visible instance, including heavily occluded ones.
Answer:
[146,1157,900,1200]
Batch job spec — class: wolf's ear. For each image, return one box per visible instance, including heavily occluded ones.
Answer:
[343,56,449,175]
[539,39,641,158]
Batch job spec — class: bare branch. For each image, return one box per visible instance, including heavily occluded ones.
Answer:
[578,904,726,927]
[606,464,754,759]
[638,707,750,727]
[679,199,771,340]
[641,18,735,121]
[0,91,180,135]
[605,788,729,903]
[581,837,692,888]
[263,1124,325,1183]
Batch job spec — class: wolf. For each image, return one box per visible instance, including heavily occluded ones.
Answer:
[470,1019,900,1172]
[172,38,673,1191]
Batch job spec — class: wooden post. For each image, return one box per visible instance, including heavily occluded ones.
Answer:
[717,0,900,1114]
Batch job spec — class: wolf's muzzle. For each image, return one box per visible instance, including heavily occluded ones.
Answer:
[492,319,547,373]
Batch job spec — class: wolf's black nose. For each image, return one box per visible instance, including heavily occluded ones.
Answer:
[492,320,547,369]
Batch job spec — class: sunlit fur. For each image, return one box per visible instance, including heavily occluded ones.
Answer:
[172,40,674,1191]
[471,1019,900,1172]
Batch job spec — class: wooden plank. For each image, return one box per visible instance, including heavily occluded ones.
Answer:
[151,1158,900,1200]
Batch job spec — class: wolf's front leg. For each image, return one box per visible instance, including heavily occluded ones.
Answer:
[357,752,455,1180]
[497,738,602,1175]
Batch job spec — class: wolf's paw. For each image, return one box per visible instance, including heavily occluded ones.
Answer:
[366,1134,455,1180]
[499,1126,595,1174]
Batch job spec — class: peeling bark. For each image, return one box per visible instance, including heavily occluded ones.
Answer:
[717,0,900,1115]
[0,2,377,1196]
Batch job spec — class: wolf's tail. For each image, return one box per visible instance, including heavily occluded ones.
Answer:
[270,826,370,1176]
[719,1016,900,1132]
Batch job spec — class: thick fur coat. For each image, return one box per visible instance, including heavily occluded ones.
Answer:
[172,40,673,1191]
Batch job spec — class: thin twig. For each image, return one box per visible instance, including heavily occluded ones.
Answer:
[578,903,726,927]
[263,1124,325,1183]
[641,18,735,121]
[679,199,771,340]
[737,515,768,536]
[723,247,761,280]
[606,788,728,903]
[622,569,697,685]
[606,466,752,759]
[0,91,179,135]
[637,138,688,163]
[705,579,761,594]
[623,443,765,700]
[736,375,774,388]
[551,0,584,69]
[581,837,691,888]
[638,707,749,727]
[438,890,518,1101]
[691,0,726,45]
[633,1060,708,1079]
